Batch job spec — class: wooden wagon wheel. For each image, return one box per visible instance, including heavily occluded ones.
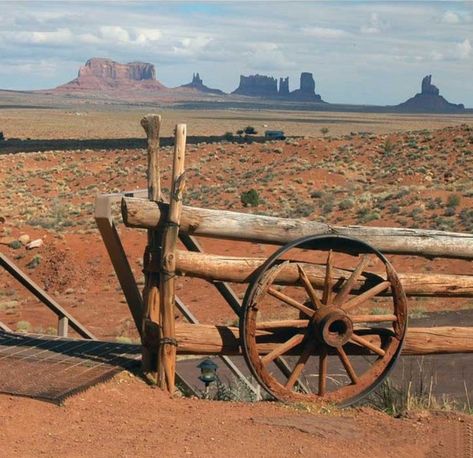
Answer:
[240,235,408,406]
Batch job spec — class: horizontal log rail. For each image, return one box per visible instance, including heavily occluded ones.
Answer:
[173,322,473,356]
[122,198,473,260]
[174,250,473,297]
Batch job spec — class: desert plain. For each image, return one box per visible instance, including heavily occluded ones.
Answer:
[1,100,473,457]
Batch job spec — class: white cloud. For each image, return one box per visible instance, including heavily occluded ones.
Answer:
[99,26,130,43]
[172,35,213,57]
[302,27,348,39]
[456,39,472,59]
[360,13,384,34]
[442,11,460,24]
[135,28,162,44]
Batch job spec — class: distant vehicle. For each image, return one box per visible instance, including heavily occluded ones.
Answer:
[264,130,286,140]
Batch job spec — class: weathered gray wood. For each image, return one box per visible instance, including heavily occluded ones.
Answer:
[159,123,187,394]
[122,198,473,260]
[173,322,473,356]
[57,316,69,337]
[173,250,473,297]
[141,114,163,376]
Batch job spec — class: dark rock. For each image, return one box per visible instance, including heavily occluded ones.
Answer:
[180,72,225,95]
[232,74,278,97]
[300,72,315,94]
[289,72,323,102]
[279,77,289,96]
[421,75,439,96]
[396,75,464,113]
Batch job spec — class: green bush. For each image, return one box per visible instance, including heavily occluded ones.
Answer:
[223,132,234,141]
[240,189,260,207]
[447,194,461,208]
[243,126,257,135]
[338,198,354,210]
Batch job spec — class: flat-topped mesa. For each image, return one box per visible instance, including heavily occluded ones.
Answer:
[396,74,464,113]
[232,74,278,97]
[55,57,166,91]
[179,72,225,95]
[78,58,156,82]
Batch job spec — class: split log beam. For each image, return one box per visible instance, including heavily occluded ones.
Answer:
[173,250,473,297]
[122,198,473,260]
[159,124,187,394]
[173,322,473,356]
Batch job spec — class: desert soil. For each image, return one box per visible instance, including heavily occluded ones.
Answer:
[0,373,472,458]
[1,110,473,456]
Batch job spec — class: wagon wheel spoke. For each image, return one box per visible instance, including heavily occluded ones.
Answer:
[342,281,391,312]
[261,333,305,366]
[285,339,315,390]
[322,250,333,305]
[318,346,328,396]
[267,287,314,318]
[336,346,358,384]
[350,332,386,357]
[297,264,323,310]
[332,255,369,307]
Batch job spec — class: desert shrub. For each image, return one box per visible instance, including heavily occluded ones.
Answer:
[447,194,461,208]
[240,189,260,207]
[444,207,456,217]
[0,131,4,141]
[338,198,354,210]
[243,126,257,135]
[223,132,234,141]
[383,138,395,155]
[16,320,31,333]
[320,127,329,136]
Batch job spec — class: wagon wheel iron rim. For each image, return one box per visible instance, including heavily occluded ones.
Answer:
[240,234,408,407]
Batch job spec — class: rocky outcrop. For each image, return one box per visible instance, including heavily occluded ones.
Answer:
[55,57,166,91]
[396,75,464,113]
[232,72,324,102]
[421,75,439,96]
[289,72,323,101]
[279,77,289,96]
[77,58,156,81]
[180,73,224,95]
[232,74,278,97]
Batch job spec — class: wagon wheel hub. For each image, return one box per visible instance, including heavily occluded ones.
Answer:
[313,306,353,348]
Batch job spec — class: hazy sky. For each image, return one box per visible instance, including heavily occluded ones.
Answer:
[0,1,472,106]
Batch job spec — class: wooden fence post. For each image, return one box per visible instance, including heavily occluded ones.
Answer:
[159,124,187,393]
[141,114,162,378]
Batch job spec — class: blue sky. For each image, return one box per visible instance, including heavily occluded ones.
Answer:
[0,1,472,106]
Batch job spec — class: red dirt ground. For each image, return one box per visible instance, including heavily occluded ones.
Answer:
[1,373,471,458]
[1,124,473,456]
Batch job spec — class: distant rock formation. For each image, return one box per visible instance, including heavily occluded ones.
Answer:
[232,74,278,97]
[288,72,323,101]
[180,72,224,95]
[421,75,439,96]
[279,77,289,96]
[232,72,324,102]
[55,57,166,91]
[396,75,464,113]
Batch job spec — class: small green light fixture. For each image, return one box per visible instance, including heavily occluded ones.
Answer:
[197,358,218,387]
